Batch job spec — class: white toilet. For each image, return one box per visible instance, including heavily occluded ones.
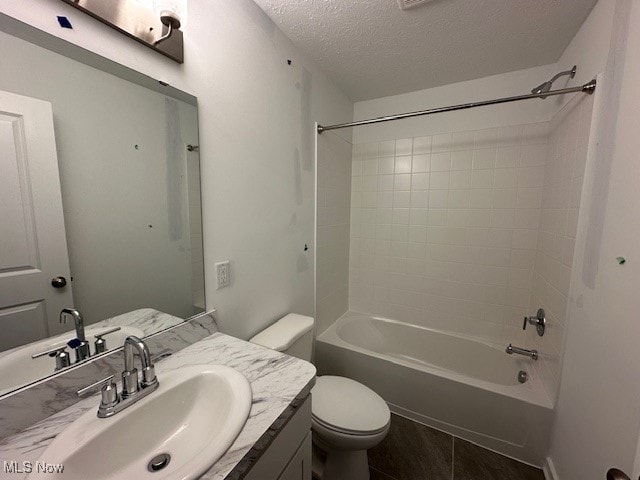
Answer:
[250,314,390,480]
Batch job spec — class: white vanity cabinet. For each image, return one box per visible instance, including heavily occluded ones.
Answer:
[277,433,312,480]
[243,395,312,480]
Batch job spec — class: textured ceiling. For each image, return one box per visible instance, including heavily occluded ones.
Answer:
[252,0,598,101]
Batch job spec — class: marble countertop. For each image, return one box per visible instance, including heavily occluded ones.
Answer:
[0,332,317,479]
[99,308,185,335]
[0,308,184,362]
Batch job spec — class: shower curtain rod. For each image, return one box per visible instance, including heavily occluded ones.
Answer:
[317,79,596,134]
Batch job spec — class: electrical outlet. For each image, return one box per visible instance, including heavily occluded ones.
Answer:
[215,261,230,289]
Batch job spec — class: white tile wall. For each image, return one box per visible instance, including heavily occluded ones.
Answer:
[317,132,352,334]
[349,124,549,343]
[526,93,594,400]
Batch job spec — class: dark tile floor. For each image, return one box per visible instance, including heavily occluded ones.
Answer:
[369,414,453,479]
[367,414,545,480]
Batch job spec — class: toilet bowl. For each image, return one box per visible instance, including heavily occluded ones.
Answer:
[250,314,390,480]
[311,376,390,480]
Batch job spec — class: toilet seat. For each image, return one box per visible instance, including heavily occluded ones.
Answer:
[311,376,390,436]
[312,414,388,437]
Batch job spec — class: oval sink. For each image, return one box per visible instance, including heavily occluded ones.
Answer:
[27,364,252,480]
[0,325,144,395]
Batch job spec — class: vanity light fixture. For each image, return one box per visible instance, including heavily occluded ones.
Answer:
[59,0,185,63]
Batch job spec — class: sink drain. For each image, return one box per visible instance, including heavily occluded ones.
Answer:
[148,453,171,472]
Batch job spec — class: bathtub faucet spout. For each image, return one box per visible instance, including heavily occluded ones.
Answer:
[506,344,538,361]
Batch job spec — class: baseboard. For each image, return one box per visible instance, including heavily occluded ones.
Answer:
[543,456,559,480]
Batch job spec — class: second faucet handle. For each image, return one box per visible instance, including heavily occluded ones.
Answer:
[77,375,119,416]
[94,327,122,354]
[32,346,72,371]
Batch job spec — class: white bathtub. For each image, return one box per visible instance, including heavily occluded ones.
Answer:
[315,311,554,466]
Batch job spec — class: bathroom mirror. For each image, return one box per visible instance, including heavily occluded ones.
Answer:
[0,21,204,394]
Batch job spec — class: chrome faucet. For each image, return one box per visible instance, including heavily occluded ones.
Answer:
[60,308,90,362]
[122,336,158,397]
[506,344,538,361]
[77,336,159,418]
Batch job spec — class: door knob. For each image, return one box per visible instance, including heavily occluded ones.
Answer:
[607,468,631,480]
[51,276,67,288]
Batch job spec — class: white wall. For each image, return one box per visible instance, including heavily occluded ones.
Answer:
[0,30,199,323]
[553,0,616,105]
[316,131,352,334]
[352,64,557,144]
[547,0,640,478]
[0,0,353,339]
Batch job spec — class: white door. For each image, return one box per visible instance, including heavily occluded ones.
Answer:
[0,90,73,351]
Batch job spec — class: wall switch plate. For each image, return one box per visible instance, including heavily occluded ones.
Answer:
[215,261,230,289]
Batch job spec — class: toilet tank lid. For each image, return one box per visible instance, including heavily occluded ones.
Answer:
[249,314,314,352]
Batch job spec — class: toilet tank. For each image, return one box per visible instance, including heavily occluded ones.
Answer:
[249,314,314,361]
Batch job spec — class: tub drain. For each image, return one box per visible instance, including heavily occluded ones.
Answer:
[148,453,171,472]
[518,370,529,384]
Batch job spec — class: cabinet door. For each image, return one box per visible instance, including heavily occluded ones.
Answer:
[279,433,312,480]
[244,397,312,480]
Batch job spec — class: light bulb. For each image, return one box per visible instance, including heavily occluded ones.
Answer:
[153,0,187,28]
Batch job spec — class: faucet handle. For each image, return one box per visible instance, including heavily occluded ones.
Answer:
[94,327,122,354]
[78,374,116,396]
[32,346,72,371]
[78,375,119,409]
[523,308,546,336]
[78,375,120,418]
[32,345,68,359]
